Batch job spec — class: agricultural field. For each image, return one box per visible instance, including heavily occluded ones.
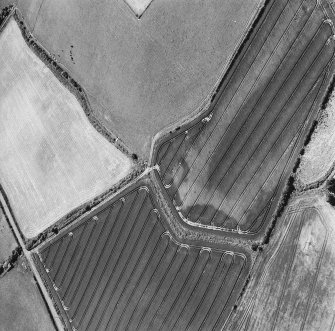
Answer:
[1,0,335,330]
[298,90,335,186]
[226,195,335,331]
[125,0,153,17]
[0,205,17,263]
[0,19,132,239]
[34,179,250,331]
[0,257,55,331]
[154,0,335,236]
[17,0,263,156]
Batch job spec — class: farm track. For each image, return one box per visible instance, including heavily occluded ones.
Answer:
[153,0,335,235]
[229,205,331,331]
[35,179,250,331]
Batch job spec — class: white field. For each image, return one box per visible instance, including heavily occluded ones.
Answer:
[0,19,132,238]
[124,0,153,16]
[298,93,335,185]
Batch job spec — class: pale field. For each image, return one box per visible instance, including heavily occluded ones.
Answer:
[298,94,335,186]
[226,195,335,331]
[0,260,55,331]
[0,19,132,239]
[125,0,153,17]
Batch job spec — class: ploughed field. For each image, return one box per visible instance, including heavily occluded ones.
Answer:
[34,179,250,331]
[154,0,335,235]
[227,197,335,331]
[0,19,132,239]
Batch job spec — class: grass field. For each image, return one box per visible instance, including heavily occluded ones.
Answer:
[154,0,335,235]
[0,19,132,239]
[17,0,262,157]
[35,178,250,331]
[298,92,335,186]
[226,196,335,330]
[0,205,17,262]
[0,258,55,331]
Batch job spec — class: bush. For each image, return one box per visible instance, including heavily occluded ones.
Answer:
[327,178,335,194]
[251,243,258,251]
[52,227,59,235]
[327,194,335,206]
[292,158,301,173]
[303,120,318,147]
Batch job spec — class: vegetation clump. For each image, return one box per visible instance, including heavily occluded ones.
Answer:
[0,5,13,27]
[303,120,318,147]
[321,74,335,111]
[326,178,335,206]
[51,226,59,235]
[327,178,335,194]
[292,157,301,174]
[233,274,251,311]
[327,194,335,206]
[262,176,295,246]
[251,242,263,252]
[0,246,23,276]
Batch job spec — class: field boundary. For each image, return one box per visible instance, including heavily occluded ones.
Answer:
[0,152,145,250]
[0,162,145,250]
[32,253,72,330]
[0,188,64,330]
[13,8,140,161]
[24,165,145,250]
[36,174,253,259]
[0,185,25,244]
[0,9,147,249]
[32,175,252,330]
[148,0,268,163]
[149,0,335,242]
[0,5,14,34]
[150,66,335,242]
[149,170,259,254]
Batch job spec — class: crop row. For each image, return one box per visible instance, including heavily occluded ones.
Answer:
[154,0,335,235]
[37,180,249,331]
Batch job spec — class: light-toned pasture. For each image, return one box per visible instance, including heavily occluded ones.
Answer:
[0,19,132,239]
[298,93,335,186]
[227,195,335,331]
